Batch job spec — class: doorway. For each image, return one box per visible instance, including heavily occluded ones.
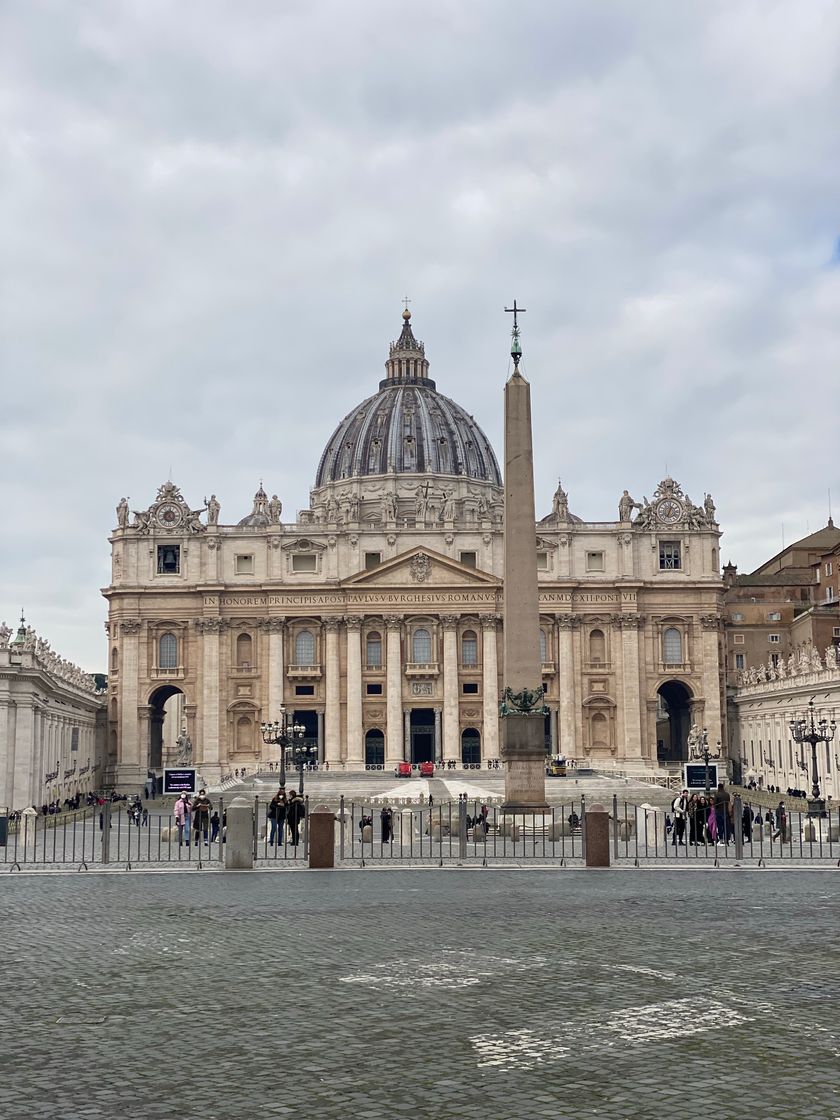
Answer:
[656,681,693,762]
[409,708,436,764]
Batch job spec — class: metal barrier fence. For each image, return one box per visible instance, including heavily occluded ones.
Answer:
[254,796,309,864]
[612,793,840,865]
[0,800,228,868]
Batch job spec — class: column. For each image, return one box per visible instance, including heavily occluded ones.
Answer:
[442,616,460,764]
[385,618,403,764]
[404,711,411,763]
[266,618,285,717]
[11,702,34,811]
[317,711,325,763]
[324,619,342,766]
[481,616,500,761]
[118,620,142,785]
[700,615,723,747]
[619,616,643,762]
[199,618,223,779]
[557,616,577,757]
[0,699,12,809]
[434,708,442,764]
[345,617,364,768]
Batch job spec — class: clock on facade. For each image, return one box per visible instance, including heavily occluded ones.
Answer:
[155,503,183,529]
[656,498,683,525]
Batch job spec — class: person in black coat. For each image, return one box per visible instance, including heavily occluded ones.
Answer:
[380,805,393,843]
[286,790,306,846]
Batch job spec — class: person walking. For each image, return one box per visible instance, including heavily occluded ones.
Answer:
[713,782,731,846]
[174,793,191,847]
[773,801,788,843]
[741,803,753,843]
[192,789,212,846]
[268,787,288,847]
[671,790,688,846]
[210,810,220,843]
[687,794,702,845]
[380,804,393,844]
[286,789,305,847]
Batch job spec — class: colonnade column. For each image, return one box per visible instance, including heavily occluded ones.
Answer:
[264,618,285,717]
[442,616,460,765]
[324,619,342,767]
[11,701,34,811]
[345,617,364,769]
[556,615,578,757]
[385,618,403,764]
[118,619,142,785]
[481,615,500,761]
[198,618,223,780]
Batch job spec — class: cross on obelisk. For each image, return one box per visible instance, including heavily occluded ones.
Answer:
[500,301,547,811]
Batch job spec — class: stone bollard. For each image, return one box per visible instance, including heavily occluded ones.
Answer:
[309,804,336,869]
[400,809,414,842]
[19,806,37,862]
[585,803,610,868]
[224,795,255,870]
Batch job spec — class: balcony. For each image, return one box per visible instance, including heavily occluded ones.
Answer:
[541,661,556,676]
[405,661,440,678]
[288,663,322,680]
[150,666,185,681]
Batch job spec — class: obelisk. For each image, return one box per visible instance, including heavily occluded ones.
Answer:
[500,302,548,811]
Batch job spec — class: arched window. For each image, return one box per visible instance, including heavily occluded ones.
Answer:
[294,630,316,665]
[111,646,118,671]
[591,712,608,745]
[412,627,432,663]
[366,631,382,669]
[159,632,178,669]
[461,630,478,667]
[589,629,606,664]
[236,715,252,751]
[236,633,253,668]
[539,629,548,663]
[663,627,682,665]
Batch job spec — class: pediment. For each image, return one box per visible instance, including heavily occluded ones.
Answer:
[343,546,499,588]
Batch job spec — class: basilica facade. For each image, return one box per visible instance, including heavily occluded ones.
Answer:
[103,311,726,788]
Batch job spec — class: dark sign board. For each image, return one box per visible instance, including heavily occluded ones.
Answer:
[684,763,718,791]
[163,768,197,795]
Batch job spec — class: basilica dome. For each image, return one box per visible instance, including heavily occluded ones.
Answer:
[314,311,502,488]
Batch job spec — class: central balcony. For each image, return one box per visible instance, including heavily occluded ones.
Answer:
[405,661,440,678]
[288,663,323,680]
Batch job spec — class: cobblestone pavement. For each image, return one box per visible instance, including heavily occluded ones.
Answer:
[2,871,840,1120]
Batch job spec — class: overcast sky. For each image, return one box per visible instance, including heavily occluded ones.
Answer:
[3,0,839,671]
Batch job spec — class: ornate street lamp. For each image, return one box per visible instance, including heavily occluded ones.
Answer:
[260,708,307,792]
[789,699,836,818]
[688,726,721,794]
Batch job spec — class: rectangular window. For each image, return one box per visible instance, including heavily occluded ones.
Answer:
[827,562,833,577]
[826,587,836,603]
[586,551,605,572]
[767,611,781,621]
[462,682,479,695]
[659,541,681,570]
[834,627,840,638]
[366,683,383,696]
[536,551,548,570]
[735,653,745,670]
[459,551,477,568]
[295,685,315,696]
[733,634,745,645]
[731,612,744,622]
[768,634,780,643]
[291,554,317,573]
[235,554,254,574]
[156,544,180,574]
[364,552,381,570]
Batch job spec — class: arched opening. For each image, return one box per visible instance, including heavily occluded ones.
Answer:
[409,708,436,764]
[589,629,606,665]
[236,633,253,668]
[412,628,432,663]
[147,685,185,770]
[366,631,382,669]
[461,630,478,667]
[365,728,384,768]
[656,680,693,763]
[111,646,118,671]
[461,727,481,766]
[294,630,316,665]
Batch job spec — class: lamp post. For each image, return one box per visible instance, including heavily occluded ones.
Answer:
[688,726,721,794]
[260,708,306,791]
[789,699,836,818]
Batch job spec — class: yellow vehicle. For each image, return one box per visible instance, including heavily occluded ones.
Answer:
[547,757,567,777]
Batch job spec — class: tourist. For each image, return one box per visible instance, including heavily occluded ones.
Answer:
[192,789,212,845]
[286,789,305,846]
[671,790,688,846]
[741,804,753,842]
[707,799,718,844]
[268,787,288,847]
[174,793,191,847]
[713,783,731,846]
[380,804,393,843]
[773,801,788,843]
[210,810,220,842]
[687,794,702,844]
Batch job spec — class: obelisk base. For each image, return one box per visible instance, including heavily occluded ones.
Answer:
[501,714,548,812]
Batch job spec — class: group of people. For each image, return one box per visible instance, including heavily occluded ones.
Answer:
[670,784,790,846]
[174,790,221,846]
[266,787,306,847]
